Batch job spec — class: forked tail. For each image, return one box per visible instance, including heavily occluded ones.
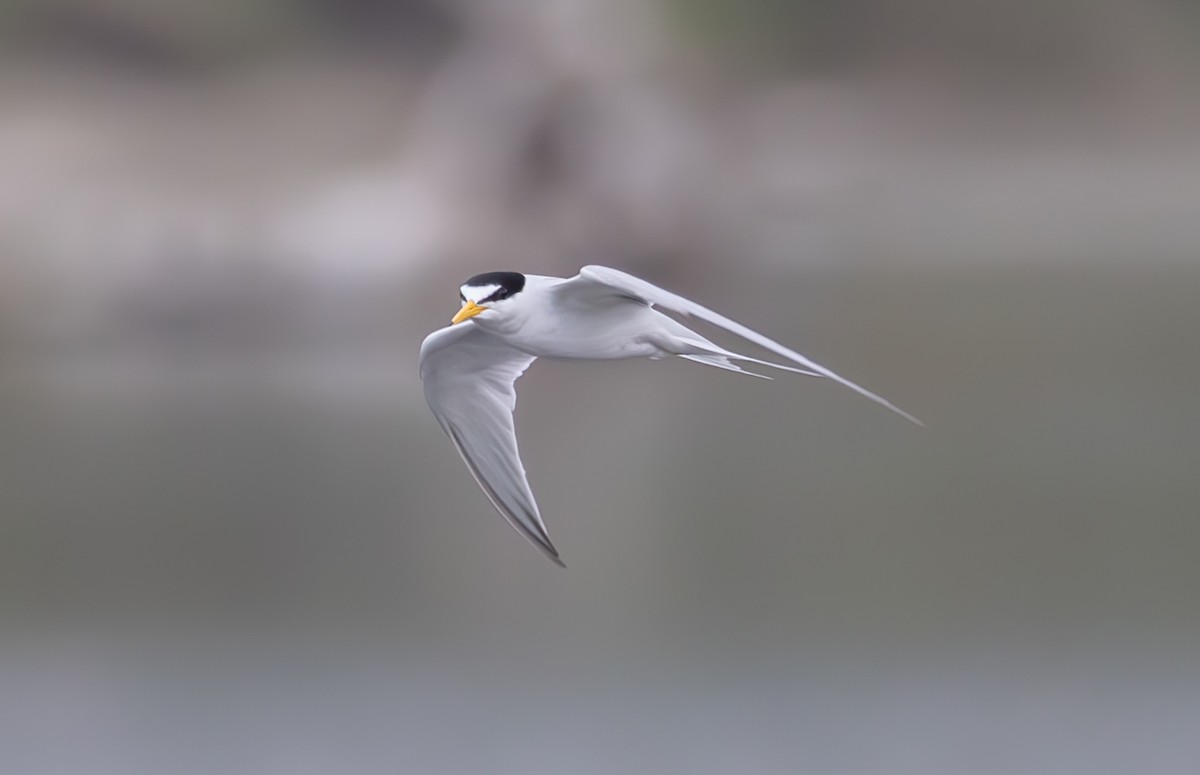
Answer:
[675,338,823,380]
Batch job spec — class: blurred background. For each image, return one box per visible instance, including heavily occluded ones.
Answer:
[2,0,1200,772]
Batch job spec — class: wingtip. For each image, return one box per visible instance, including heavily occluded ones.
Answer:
[528,531,566,567]
[531,534,567,567]
[541,539,567,568]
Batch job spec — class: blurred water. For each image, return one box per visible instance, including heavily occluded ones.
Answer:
[3,265,1199,772]
[5,629,1199,775]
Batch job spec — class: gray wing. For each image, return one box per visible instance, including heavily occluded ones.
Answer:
[419,323,563,566]
[571,265,922,425]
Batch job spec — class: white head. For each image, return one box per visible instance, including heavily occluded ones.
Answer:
[451,271,528,325]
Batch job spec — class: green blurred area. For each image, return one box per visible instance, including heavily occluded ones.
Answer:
[0,0,457,68]
[0,0,1195,76]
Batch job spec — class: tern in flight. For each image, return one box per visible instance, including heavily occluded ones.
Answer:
[419,266,920,566]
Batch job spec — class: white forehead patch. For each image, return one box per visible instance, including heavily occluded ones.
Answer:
[461,284,500,303]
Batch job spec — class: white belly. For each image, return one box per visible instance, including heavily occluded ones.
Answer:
[483,303,674,360]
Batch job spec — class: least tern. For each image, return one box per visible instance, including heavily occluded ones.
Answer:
[419,265,920,566]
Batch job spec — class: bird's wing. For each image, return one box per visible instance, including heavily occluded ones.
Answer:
[419,323,563,566]
[570,265,922,425]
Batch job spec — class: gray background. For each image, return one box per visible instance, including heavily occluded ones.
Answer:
[2,1,1199,772]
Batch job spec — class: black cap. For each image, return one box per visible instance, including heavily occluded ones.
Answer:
[460,271,526,303]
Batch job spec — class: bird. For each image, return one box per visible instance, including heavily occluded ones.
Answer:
[419,265,920,567]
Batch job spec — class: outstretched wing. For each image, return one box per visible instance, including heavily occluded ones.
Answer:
[419,323,563,566]
[572,265,922,425]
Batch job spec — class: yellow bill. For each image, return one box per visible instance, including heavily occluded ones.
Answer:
[451,300,487,325]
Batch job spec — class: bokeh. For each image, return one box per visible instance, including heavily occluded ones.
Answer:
[3,1,1200,772]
